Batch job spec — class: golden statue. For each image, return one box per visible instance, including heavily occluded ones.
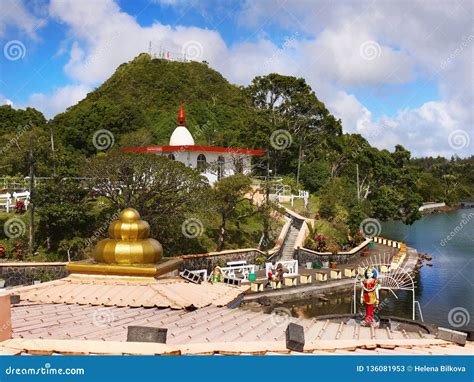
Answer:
[94,208,163,265]
[67,208,181,277]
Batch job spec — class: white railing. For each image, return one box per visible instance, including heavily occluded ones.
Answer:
[0,191,30,212]
[190,269,208,282]
[265,260,298,277]
[13,191,30,210]
[220,265,256,281]
[415,300,424,322]
[0,193,14,212]
[290,190,309,208]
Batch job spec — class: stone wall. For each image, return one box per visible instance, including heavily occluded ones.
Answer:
[297,243,370,267]
[178,249,265,272]
[0,263,68,287]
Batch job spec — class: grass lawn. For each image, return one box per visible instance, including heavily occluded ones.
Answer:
[280,195,349,246]
[195,202,284,253]
[280,195,320,218]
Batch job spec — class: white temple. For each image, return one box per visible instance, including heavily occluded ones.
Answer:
[124,103,265,184]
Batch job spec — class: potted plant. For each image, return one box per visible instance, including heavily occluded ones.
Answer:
[254,256,267,271]
[0,278,5,288]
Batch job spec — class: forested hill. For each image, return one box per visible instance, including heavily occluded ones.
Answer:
[50,53,259,155]
[1,53,473,225]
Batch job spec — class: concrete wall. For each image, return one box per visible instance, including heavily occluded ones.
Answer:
[158,151,253,184]
[0,263,68,287]
[419,202,446,211]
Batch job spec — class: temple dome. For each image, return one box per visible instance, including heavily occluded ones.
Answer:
[169,126,195,146]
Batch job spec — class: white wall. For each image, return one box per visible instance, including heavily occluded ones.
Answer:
[158,151,253,184]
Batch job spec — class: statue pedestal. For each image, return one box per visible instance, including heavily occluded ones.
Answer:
[67,258,182,277]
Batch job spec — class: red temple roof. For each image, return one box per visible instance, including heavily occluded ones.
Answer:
[122,145,265,155]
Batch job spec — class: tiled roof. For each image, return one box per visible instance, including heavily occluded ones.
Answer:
[9,276,247,309]
[1,337,471,356]
[7,302,453,344]
[4,275,471,356]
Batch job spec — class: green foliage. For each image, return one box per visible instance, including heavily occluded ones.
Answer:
[50,54,256,157]
[83,151,210,255]
[346,202,368,234]
[34,179,96,255]
[1,55,472,260]
[212,174,252,251]
[300,161,331,192]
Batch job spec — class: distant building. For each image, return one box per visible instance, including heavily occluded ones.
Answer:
[123,103,265,184]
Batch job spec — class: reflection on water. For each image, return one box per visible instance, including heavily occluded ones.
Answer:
[286,289,417,321]
[288,208,474,330]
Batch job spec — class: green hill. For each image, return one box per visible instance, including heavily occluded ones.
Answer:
[51,53,258,155]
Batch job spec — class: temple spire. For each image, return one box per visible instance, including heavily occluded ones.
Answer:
[177,101,186,126]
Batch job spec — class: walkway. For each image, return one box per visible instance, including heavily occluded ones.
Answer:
[244,244,419,303]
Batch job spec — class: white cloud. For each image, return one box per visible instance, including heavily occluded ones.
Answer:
[0,94,14,106]
[49,0,227,85]
[234,0,473,157]
[18,0,470,157]
[0,0,46,39]
[26,84,91,119]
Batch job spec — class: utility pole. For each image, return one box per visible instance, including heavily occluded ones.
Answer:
[28,137,35,255]
[356,163,360,200]
[296,136,303,186]
[262,150,271,249]
[49,124,56,176]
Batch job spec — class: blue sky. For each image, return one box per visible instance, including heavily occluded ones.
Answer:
[0,0,472,158]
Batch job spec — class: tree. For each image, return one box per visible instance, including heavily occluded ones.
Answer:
[245,73,341,179]
[212,174,252,251]
[392,144,411,167]
[35,178,95,256]
[83,151,210,254]
[346,202,368,235]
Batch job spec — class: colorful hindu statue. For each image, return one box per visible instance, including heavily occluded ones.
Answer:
[210,266,224,283]
[360,266,380,327]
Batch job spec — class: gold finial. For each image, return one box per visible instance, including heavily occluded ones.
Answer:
[93,208,163,265]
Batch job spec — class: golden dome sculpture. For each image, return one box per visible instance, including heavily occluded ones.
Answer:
[94,208,163,265]
[67,208,182,278]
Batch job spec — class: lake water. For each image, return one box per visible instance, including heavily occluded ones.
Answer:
[290,208,474,331]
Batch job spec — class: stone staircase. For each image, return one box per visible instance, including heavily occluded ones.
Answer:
[279,224,300,261]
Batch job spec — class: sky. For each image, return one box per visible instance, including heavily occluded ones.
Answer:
[0,0,472,158]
